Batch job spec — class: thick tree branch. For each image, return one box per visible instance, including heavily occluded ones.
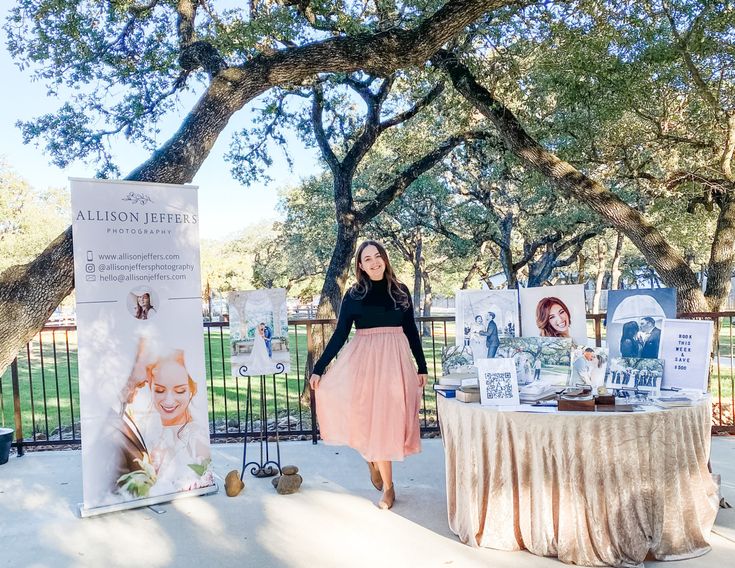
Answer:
[356,132,483,223]
[554,230,599,268]
[379,83,445,131]
[515,233,562,270]
[434,49,707,311]
[722,112,735,182]
[311,85,341,172]
[177,0,198,45]
[342,76,390,171]
[128,0,514,183]
[661,0,720,112]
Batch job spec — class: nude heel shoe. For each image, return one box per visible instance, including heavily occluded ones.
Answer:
[378,485,395,510]
[367,461,383,491]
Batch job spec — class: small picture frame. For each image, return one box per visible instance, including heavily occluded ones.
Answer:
[476,358,520,406]
[605,357,664,393]
[441,344,474,376]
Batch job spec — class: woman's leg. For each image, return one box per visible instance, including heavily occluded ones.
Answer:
[376,461,395,509]
[376,460,392,489]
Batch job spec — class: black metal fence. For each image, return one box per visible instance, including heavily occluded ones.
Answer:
[1,313,733,453]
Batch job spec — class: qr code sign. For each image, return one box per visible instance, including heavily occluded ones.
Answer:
[484,371,513,399]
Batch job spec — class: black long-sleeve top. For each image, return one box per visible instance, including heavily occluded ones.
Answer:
[313,278,428,376]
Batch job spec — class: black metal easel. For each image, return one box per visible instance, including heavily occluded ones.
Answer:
[239,365,284,480]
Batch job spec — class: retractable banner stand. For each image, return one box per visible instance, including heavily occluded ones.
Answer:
[71,178,216,517]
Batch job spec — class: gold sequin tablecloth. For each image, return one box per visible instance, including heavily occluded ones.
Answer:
[437,397,719,567]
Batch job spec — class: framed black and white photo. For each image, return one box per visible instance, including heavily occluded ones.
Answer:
[606,289,676,360]
[476,358,520,406]
[455,289,519,363]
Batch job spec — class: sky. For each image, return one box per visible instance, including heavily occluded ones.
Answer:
[0,6,321,240]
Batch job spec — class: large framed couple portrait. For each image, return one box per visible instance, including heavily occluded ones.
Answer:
[228,288,291,376]
[606,289,677,360]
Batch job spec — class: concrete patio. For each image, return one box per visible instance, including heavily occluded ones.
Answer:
[1,437,734,568]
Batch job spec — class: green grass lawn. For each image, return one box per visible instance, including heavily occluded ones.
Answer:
[0,323,456,440]
[1,318,732,440]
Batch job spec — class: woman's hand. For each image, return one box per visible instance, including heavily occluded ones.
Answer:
[309,374,321,390]
[417,373,428,388]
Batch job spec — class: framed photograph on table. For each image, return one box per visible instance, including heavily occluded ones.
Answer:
[518,284,587,345]
[605,357,664,393]
[570,346,608,388]
[606,289,676,359]
[455,289,520,363]
[476,358,520,406]
[441,344,474,376]
[496,337,572,386]
[659,319,714,392]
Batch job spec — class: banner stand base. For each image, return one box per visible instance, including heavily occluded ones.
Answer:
[78,483,218,518]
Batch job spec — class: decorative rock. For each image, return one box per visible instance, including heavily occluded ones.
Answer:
[225,470,244,497]
[271,475,281,489]
[276,473,303,495]
[273,463,303,495]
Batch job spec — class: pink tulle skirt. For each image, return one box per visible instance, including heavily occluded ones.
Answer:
[316,327,423,462]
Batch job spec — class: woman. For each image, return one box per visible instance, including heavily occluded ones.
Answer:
[469,315,486,362]
[536,297,571,338]
[147,350,212,494]
[309,241,428,510]
[620,321,641,357]
[134,293,156,320]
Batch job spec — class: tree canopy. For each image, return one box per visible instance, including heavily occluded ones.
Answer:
[2,0,735,378]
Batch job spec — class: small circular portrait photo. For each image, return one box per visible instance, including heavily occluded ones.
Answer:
[127,287,158,321]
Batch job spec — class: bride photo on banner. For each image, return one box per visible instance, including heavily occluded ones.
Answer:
[228,289,291,376]
[145,348,213,496]
[86,338,213,506]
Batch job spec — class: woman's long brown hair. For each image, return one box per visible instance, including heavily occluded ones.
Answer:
[349,240,410,310]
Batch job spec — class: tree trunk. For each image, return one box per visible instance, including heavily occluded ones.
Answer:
[315,222,360,320]
[704,196,735,310]
[435,51,709,313]
[527,255,554,287]
[0,228,74,376]
[497,215,517,288]
[315,179,361,320]
[592,240,606,314]
[421,269,433,337]
[576,254,586,285]
[413,234,423,317]
[498,246,516,288]
[610,232,624,290]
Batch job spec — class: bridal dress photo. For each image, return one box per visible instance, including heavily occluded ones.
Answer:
[248,330,272,373]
